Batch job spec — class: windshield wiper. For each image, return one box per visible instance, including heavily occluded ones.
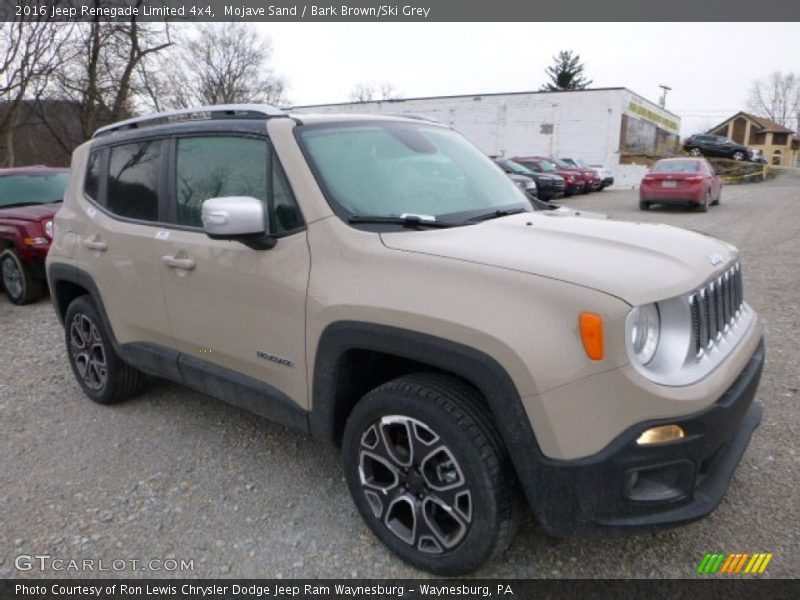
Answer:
[464,207,528,223]
[348,215,454,228]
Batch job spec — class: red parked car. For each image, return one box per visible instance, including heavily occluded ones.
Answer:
[0,166,68,304]
[549,157,602,191]
[639,158,722,212]
[512,156,586,196]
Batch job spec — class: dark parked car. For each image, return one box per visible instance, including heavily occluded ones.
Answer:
[512,156,585,196]
[639,158,722,212]
[683,134,753,162]
[0,166,68,304]
[495,158,565,201]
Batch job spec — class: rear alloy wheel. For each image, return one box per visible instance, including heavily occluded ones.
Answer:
[0,249,44,305]
[65,296,146,404]
[342,374,520,575]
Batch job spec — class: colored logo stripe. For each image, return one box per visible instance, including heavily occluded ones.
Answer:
[697,552,773,574]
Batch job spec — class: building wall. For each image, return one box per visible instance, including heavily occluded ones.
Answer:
[292,88,680,188]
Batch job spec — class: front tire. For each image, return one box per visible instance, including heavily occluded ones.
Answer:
[1,249,44,305]
[342,373,520,575]
[64,296,146,404]
[732,151,745,161]
[689,147,702,156]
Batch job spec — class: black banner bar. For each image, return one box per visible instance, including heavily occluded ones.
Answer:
[2,580,800,600]
[3,0,800,22]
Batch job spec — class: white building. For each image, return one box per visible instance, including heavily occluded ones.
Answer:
[292,87,681,188]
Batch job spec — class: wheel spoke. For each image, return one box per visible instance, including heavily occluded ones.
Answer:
[421,495,469,549]
[378,416,415,467]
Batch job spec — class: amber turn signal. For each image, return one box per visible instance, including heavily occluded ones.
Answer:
[579,312,604,360]
[636,424,686,445]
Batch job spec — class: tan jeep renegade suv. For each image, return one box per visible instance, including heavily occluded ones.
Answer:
[47,105,765,575]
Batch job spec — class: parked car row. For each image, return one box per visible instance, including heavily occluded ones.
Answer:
[496,155,613,202]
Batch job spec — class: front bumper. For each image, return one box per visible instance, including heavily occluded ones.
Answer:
[527,339,764,537]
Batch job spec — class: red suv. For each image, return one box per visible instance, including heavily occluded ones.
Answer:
[0,166,68,304]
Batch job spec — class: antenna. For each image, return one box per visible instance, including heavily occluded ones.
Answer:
[658,84,672,108]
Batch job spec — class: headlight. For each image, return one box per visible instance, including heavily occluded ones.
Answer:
[628,303,660,365]
[44,220,54,238]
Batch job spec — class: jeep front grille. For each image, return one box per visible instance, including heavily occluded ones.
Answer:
[689,263,744,357]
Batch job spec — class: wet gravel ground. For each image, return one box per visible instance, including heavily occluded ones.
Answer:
[1,171,799,579]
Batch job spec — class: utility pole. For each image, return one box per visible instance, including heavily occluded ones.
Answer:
[658,84,672,108]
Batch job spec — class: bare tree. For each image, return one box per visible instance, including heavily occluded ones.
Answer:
[349,81,401,102]
[139,23,287,111]
[0,18,70,166]
[747,71,800,128]
[37,6,172,151]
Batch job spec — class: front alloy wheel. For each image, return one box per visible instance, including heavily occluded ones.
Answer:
[342,374,520,575]
[359,416,472,554]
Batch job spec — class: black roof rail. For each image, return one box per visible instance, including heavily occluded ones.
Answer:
[92,104,287,138]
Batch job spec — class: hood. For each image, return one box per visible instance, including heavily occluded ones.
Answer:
[0,203,60,222]
[381,212,737,305]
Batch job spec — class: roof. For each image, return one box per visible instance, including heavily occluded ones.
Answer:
[709,111,797,135]
[290,87,681,120]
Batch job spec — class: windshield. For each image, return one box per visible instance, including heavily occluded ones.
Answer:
[551,158,574,169]
[298,122,531,223]
[499,159,534,176]
[0,172,68,207]
[572,158,589,168]
[651,160,702,173]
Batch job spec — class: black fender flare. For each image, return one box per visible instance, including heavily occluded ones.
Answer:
[310,321,550,514]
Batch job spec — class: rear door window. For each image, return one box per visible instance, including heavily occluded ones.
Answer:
[107,141,163,222]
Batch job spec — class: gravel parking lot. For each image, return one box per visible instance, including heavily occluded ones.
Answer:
[1,171,798,579]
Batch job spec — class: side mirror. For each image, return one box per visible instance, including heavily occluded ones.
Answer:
[201,196,276,250]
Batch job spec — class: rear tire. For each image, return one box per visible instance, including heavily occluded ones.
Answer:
[639,200,650,211]
[697,191,710,213]
[342,373,521,575]
[64,296,146,404]
[0,249,44,305]
[689,148,702,156]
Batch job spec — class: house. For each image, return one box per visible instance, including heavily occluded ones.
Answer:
[708,112,799,167]
[291,87,681,188]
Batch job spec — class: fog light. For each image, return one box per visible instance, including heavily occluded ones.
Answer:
[636,424,685,445]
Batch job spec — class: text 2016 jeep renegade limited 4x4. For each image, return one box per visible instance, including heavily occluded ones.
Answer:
[47,105,764,575]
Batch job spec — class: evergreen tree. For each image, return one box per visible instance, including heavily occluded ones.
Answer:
[540,51,593,91]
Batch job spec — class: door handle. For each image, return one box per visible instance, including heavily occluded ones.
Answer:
[82,238,107,252]
[162,255,196,271]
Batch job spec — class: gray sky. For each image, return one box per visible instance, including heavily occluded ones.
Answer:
[259,22,800,135]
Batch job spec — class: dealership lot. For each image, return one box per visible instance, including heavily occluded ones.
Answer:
[1,172,798,579]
